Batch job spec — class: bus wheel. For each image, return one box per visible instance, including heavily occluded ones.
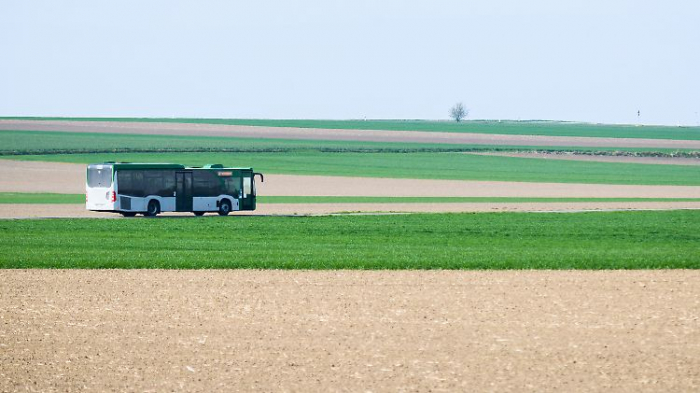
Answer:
[120,212,137,217]
[218,200,231,216]
[145,200,160,217]
[193,211,205,216]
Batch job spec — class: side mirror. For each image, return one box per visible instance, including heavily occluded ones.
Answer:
[254,172,264,182]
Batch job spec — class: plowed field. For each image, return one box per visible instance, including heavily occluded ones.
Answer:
[2,270,698,392]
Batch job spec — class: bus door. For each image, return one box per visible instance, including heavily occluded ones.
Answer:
[239,173,262,211]
[175,171,193,212]
[240,175,255,211]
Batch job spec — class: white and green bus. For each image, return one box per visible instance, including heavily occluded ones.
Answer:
[86,162,263,217]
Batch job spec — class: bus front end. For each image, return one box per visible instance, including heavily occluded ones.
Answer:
[86,164,116,211]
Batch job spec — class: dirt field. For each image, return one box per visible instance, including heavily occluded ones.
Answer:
[0,159,86,193]
[4,202,700,219]
[1,270,698,392]
[3,119,700,149]
[472,152,700,166]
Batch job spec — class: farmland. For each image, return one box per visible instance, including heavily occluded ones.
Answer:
[2,118,700,392]
[3,119,700,213]
[12,150,700,185]
[5,116,700,140]
[4,269,698,392]
[3,129,699,156]
[4,192,700,205]
[2,129,563,155]
[4,119,700,149]
[2,210,700,269]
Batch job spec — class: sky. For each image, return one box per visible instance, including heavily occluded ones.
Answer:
[1,0,699,125]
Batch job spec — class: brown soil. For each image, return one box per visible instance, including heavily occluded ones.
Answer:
[472,151,700,165]
[0,159,86,193]
[3,119,700,149]
[2,270,698,392]
[3,202,700,219]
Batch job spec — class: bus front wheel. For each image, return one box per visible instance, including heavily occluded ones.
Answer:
[218,200,231,216]
[144,200,160,217]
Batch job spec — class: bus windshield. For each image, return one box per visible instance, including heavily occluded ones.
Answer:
[87,166,113,188]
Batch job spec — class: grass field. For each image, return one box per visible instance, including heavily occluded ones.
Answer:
[5,117,700,140]
[13,151,700,185]
[0,130,495,155]
[3,130,695,156]
[0,193,84,204]
[3,193,700,204]
[1,210,699,269]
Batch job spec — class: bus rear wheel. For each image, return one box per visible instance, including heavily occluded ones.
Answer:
[120,212,137,217]
[144,200,160,217]
[218,200,231,216]
[193,211,205,216]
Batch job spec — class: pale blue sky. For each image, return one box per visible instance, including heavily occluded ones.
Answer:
[1,1,699,125]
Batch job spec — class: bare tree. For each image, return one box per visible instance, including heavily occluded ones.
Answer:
[450,102,468,122]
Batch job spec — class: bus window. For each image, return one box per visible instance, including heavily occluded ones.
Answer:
[243,177,252,196]
[132,171,145,196]
[87,167,112,188]
[193,171,220,197]
[224,177,240,197]
[118,170,145,197]
[162,171,176,196]
[117,171,133,195]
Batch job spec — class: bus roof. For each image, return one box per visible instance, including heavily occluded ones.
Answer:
[89,163,253,171]
[108,163,186,170]
[187,166,253,171]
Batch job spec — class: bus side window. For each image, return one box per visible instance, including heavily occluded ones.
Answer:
[132,171,145,197]
[118,171,132,195]
[144,171,164,196]
[224,177,240,197]
[163,171,176,196]
[193,171,220,197]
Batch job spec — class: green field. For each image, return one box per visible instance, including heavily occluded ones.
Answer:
[3,130,695,156]
[0,130,495,155]
[0,193,84,204]
[5,117,700,140]
[3,193,700,205]
[1,210,699,269]
[13,151,700,185]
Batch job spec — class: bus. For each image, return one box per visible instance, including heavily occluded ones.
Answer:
[86,162,263,217]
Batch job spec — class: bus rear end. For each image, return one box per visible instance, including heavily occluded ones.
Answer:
[86,164,115,211]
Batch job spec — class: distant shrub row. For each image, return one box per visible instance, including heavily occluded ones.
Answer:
[2,147,699,158]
